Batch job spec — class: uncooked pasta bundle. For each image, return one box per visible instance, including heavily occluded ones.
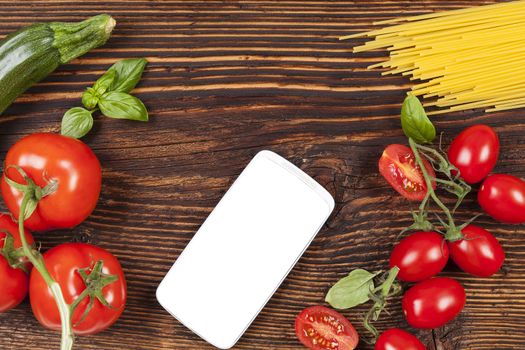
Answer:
[343,1,525,114]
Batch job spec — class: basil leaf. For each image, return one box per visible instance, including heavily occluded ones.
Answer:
[82,88,99,110]
[99,91,148,121]
[61,107,93,139]
[107,58,147,93]
[325,269,379,309]
[93,69,116,96]
[401,95,436,144]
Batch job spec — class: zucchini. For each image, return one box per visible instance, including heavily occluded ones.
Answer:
[0,14,115,114]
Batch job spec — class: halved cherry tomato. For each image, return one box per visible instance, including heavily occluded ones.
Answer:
[447,124,499,184]
[379,144,436,201]
[295,306,358,350]
[402,277,466,329]
[390,231,448,282]
[1,133,102,232]
[375,328,426,350]
[478,174,525,224]
[30,243,126,335]
[0,214,34,312]
[448,224,505,277]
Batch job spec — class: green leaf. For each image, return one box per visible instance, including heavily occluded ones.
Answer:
[61,107,94,139]
[99,92,148,121]
[325,269,379,309]
[82,88,99,110]
[107,58,148,93]
[93,69,116,96]
[401,95,436,144]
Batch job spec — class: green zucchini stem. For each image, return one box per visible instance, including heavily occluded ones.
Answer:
[51,14,116,64]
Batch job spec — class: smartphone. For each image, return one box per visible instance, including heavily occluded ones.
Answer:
[156,150,335,349]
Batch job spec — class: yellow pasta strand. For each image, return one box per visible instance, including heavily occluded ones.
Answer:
[343,0,525,114]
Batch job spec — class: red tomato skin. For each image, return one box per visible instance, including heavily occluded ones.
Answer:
[390,231,448,282]
[375,328,426,350]
[478,174,525,224]
[0,214,34,250]
[295,305,358,350]
[0,255,28,312]
[0,214,34,312]
[402,277,466,329]
[379,144,436,201]
[1,133,102,231]
[447,124,499,184]
[448,225,505,277]
[30,243,126,335]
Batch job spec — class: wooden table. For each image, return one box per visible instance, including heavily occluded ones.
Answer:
[0,1,523,349]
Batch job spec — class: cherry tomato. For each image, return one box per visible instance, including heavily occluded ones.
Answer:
[478,174,525,224]
[402,277,466,329]
[295,305,358,350]
[375,328,426,350]
[390,231,448,282]
[30,243,126,335]
[1,133,102,232]
[447,124,499,184]
[379,144,436,201]
[0,214,34,312]
[448,225,504,277]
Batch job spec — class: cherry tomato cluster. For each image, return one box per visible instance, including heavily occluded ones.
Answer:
[448,125,525,224]
[0,133,126,337]
[294,124,523,350]
[379,124,521,346]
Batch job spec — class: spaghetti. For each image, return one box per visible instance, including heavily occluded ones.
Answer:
[343,1,525,114]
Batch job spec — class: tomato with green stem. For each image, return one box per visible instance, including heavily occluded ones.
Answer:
[30,243,126,335]
[390,231,448,282]
[379,144,436,201]
[447,125,499,184]
[402,277,466,329]
[478,174,525,224]
[448,224,504,277]
[295,306,358,350]
[375,328,426,350]
[0,214,34,312]
[1,133,102,232]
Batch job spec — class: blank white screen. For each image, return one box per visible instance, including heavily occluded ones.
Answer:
[157,151,333,349]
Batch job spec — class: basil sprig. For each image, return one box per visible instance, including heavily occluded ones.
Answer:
[107,58,147,93]
[99,92,148,121]
[401,94,436,144]
[325,269,379,309]
[326,267,402,341]
[61,107,94,139]
[61,58,148,138]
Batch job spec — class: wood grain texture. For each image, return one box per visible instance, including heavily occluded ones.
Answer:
[0,0,524,349]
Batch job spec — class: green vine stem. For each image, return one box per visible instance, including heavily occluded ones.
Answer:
[363,266,401,342]
[17,195,75,350]
[401,190,434,235]
[408,138,463,241]
[414,142,471,212]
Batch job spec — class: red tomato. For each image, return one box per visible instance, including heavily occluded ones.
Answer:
[1,133,102,232]
[478,174,525,224]
[0,214,34,312]
[0,255,27,312]
[447,124,499,184]
[379,144,436,201]
[295,306,358,350]
[448,225,504,277]
[30,243,126,335]
[402,277,466,329]
[375,328,426,350]
[390,231,448,282]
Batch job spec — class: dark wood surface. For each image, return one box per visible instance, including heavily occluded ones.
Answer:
[0,1,523,349]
